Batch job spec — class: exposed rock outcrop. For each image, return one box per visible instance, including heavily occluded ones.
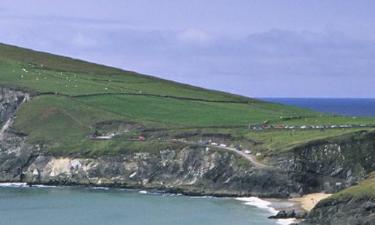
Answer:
[0,87,33,182]
[0,87,29,127]
[0,87,298,197]
[19,148,297,197]
[269,209,307,219]
[272,131,375,194]
[299,197,375,225]
[1,87,375,224]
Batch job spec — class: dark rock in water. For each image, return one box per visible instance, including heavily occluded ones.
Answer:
[269,210,289,219]
[269,209,307,219]
[294,211,307,219]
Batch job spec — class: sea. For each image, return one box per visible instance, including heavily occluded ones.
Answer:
[264,98,375,117]
[2,99,373,225]
[0,184,292,225]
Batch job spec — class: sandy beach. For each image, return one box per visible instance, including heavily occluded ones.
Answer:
[266,192,332,213]
[259,193,332,224]
[290,193,332,211]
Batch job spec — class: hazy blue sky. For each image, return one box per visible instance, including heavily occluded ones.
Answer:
[1,0,375,97]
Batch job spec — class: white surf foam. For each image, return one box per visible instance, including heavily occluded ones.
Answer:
[32,184,57,188]
[0,182,28,188]
[276,218,297,225]
[190,195,214,199]
[0,183,60,189]
[91,186,110,190]
[236,197,297,225]
[236,197,278,214]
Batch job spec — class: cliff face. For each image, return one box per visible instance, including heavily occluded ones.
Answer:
[275,133,375,225]
[19,149,297,197]
[1,87,375,224]
[0,87,28,127]
[0,88,300,197]
[273,131,375,194]
[2,138,297,196]
[0,87,374,198]
[299,197,375,225]
[0,88,33,181]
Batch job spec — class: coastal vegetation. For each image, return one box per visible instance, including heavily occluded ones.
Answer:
[331,172,375,200]
[1,43,375,225]
[1,43,375,157]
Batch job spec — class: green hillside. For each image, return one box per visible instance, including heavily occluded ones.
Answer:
[1,43,375,156]
[331,172,375,200]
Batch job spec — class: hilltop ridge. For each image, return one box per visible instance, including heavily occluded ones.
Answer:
[1,43,375,225]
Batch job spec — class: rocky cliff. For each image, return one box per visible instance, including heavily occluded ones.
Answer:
[19,149,298,197]
[276,132,375,225]
[0,88,33,181]
[0,88,298,196]
[1,88,375,224]
[272,131,375,194]
[6,129,372,198]
[299,196,375,225]
[0,87,28,127]
[1,134,299,197]
[0,87,374,198]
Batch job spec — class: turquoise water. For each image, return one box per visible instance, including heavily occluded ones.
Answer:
[0,186,280,225]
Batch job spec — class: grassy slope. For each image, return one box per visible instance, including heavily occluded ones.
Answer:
[246,128,375,154]
[0,43,254,101]
[330,172,375,200]
[1,43,375,155]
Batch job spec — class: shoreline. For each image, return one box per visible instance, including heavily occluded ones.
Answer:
[0,180,295,198]
[267,198,304,225]
[235,193,332,225]
[0,182,330,225]
[236,196,306,225]
[289,193,332,212]
[0,182,297,225]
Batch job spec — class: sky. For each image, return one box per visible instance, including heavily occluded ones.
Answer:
[0,0,375,98]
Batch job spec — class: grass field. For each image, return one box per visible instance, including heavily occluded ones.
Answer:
[271,116,375,126]
[330,172,375,200]
[0,43,253,101]
[1,43,375,156]
[245,128,374,154]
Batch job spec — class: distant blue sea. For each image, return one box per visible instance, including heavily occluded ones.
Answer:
[263,98,375,117]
